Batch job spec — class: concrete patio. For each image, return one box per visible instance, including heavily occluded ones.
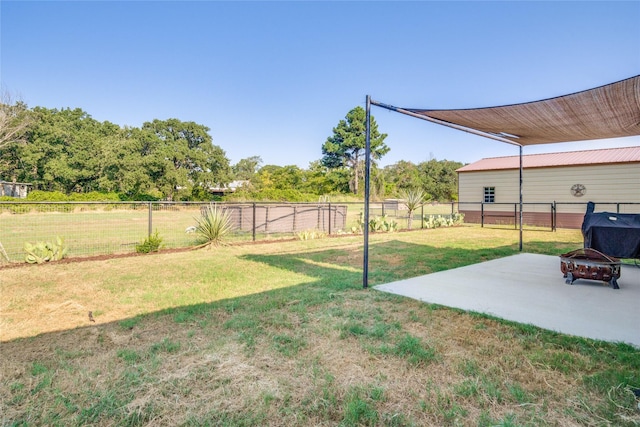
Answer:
[375,253,640,347]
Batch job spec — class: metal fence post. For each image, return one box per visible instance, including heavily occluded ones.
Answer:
[328,203,332,235]
[481,202,484,227]
[293,205,297,232]
[252,202,256,242]
[148,202,152,237]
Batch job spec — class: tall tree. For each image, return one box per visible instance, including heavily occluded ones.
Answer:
[383,161,422,194]
[0,90,32,151]
[14,107,106,192]
[254,164,305,191]
[321,106,389,194]
[418,159,463,201]
[139,119,231,200]
[232,156,262,181]
[302,160,351,195]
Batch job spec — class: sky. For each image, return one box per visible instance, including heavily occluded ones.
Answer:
[1,1,639,169]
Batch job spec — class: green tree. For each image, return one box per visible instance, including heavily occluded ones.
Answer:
[0,90,32,151]
[139,119,231,200]
[383,161,422,194]
[232,156,262,181]
[96,127,154,197]
[321,106,389,194]
[418,159,463,201]
[14,107,107,192]
[302,160,351,195]
[255,164,305,191]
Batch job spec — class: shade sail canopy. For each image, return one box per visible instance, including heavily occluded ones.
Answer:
[404,75,640,146]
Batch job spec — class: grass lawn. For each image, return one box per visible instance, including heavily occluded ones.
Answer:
[1,226,638,426]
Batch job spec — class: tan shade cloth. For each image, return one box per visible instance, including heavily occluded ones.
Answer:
[407,75,640,146]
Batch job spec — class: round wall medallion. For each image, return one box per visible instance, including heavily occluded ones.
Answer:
[570,184,586,197]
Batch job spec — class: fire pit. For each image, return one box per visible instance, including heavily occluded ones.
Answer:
[560,248,621,289]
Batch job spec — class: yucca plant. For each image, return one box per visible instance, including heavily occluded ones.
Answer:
[400,188,429,230]
[194,204,234,249]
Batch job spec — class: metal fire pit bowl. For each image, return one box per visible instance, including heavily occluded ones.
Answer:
[560,248,621,289]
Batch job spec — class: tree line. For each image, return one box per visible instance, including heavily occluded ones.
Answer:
[0,100,463,202]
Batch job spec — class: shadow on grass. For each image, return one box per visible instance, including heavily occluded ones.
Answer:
[3,237,583,347]
[3,237,639,426]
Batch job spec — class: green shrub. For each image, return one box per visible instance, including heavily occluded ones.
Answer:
[118,192,161,202]
[225,188,318,202]
[69,191,121,202]
[0,199,31,214]
[26,190,69,202]
[135,231,164,253]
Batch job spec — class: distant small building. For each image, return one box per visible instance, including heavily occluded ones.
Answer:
[0,181,32,198]
[456,146,640,228]
[383,199,407,211]
[209,180,249,197]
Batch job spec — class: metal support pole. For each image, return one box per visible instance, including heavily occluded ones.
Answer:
[363,95,372,289]
[148,202,152,237]
[252,202,256,242]
[519,146,523,251]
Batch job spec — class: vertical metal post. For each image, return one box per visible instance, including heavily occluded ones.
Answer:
[363,95,372,289]
[481,203,484,227]
[328,203,332,235]
[519,145,523,251]
[252,202,256,242]
[148,202,152,237]
[293,205,297,232]
[421,204,424,229]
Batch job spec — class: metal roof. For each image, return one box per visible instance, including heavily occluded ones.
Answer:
[456,145,640,172]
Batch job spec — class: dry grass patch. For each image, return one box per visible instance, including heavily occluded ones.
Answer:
[1,227,638,425]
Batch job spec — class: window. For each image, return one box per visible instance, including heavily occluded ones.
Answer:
[483,187,495,203]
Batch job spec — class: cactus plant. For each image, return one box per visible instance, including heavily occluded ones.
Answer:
[24,236,68,264]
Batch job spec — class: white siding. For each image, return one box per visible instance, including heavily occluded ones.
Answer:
[459,163,640,214]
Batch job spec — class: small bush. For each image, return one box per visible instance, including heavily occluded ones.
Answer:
[135,231,163,253]
[225,188,318,202]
